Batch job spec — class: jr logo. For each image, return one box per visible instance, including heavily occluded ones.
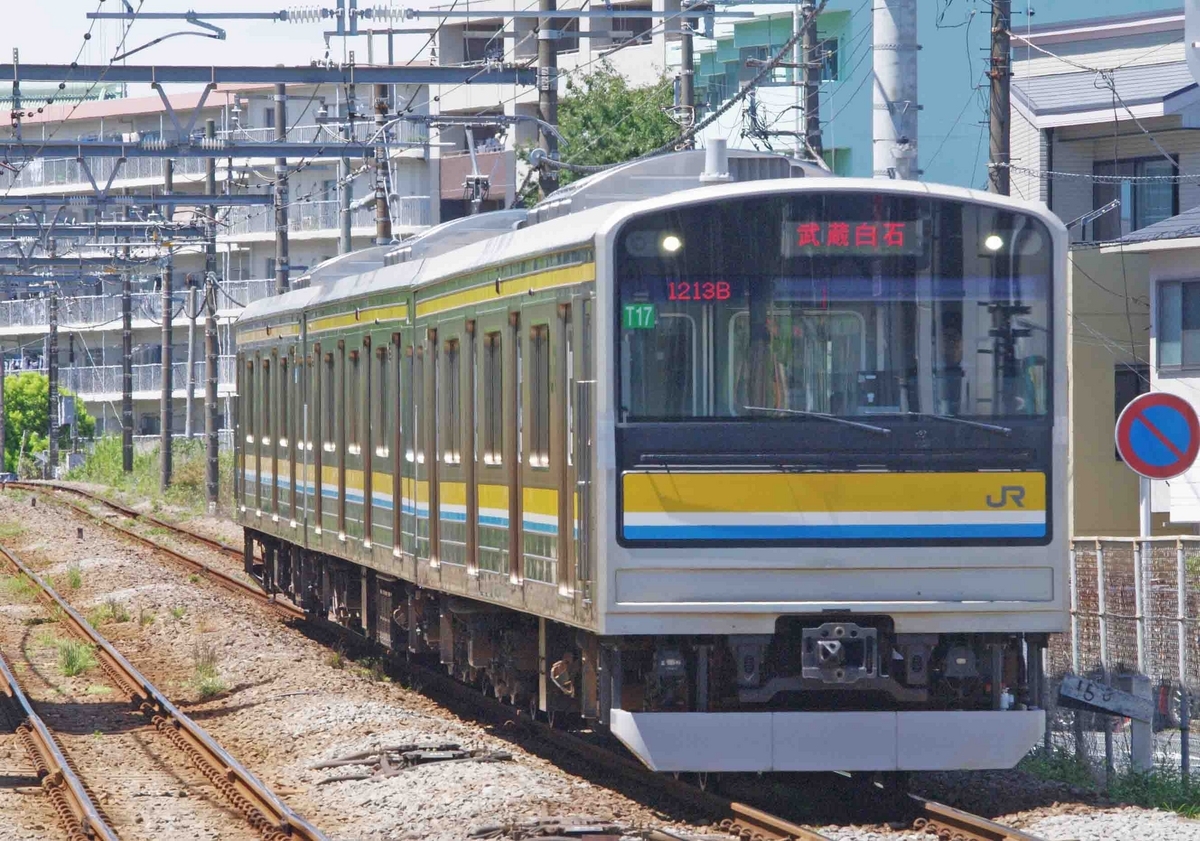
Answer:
[986,486,1026,509]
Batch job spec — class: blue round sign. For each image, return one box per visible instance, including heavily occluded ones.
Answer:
[1115,392,1200,480]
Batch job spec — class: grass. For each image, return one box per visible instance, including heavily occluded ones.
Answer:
[65,564,83,591]
[0,521,26,540]
[325,650,346,670]
[169,606,186,621]
[1022,746,1200,818]
[1,573,38,602]
[190,641,227,700]
[33,628,61,648]
[87,598,131,627]
[188,573,201,584]
[66,437,237,519]
[138,608,155,627]
[352,657,390,683]
[57,639,97,677]
[84,684,112,696]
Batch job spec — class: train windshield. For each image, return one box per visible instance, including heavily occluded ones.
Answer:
[615,193,1053,422]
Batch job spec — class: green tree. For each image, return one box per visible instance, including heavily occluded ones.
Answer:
[554,66,679,187]
[2,372,95,473]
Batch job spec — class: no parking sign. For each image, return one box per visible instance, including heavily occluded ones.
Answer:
[1115,392,1200,481]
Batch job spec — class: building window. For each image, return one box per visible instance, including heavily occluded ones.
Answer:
[464,26,505,63]
[266,257,276,279]
[552,17,580,53]
[819,37,839,81]
[1091,157,1178,241]
[442,340,461,464]
[610,4,652,45]
[1159,280,1200,368]
[1114,364,1150,460]
[264,108,275,129]
[483,332,503,464]
[529,325,550,468]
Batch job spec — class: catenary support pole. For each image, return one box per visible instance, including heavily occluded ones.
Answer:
[988,0,1010,195]
[679,4,694,147]
[205,118,219,510]
[185,285,197,438]
[47,287,58,477]
[374,83,392,245]
[274,82,290,294]
[872,0,918,179]
[340,82,354,255]
[801,0,822,162]
[160,159,174,489]
[121,274,133,473]
[0,343,6,474]
[537,0,559,196]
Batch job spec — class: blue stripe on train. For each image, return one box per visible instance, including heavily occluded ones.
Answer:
[622,523,1047,540]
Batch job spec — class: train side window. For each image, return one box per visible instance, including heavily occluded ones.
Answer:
[376,346,390,458]
[279,357,289,449]
[483,332,502,465]
[413,348,425,464]
[443,339,461,464]
[261,359,272,446]
[245,360,255,445]
[323,352,336,452]
[348,348,361,455]
[530,324,550,468]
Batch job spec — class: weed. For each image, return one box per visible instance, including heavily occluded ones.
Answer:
[190,641,227,700]
[0,521,26,540]
[325,650,346,670]
[57,639,97,677]
[33,628,61,648]
[145,526,171,538]
[138,608,155,628]
[169,606,186,621]
[22,615,53,627]
[188,573,201,584]
[197,617,217,634]
[87,598,131,627]
[65,564,82,590]
[1,574,37,602]
[84,685,112,696]
[92,730,103,738]
[1019,747,1095,789]
[353,657,390,683]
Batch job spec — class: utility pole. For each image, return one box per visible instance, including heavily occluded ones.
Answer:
[205,119,219,510]
[679,2,694,146]
[0,344,6,476]
[988,0,1011,195]
[185,284,197,438]
[274,82,290,294]
[801,0,822,162]
[160,159,174,490]
[374,83,392,245]
[872,0,919,179]
[47,287,58,478]
[121,204,133,473]
[537,0,559,197]
[340,61,355,255]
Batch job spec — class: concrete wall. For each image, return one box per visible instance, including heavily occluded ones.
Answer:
[1068,247,1156,536]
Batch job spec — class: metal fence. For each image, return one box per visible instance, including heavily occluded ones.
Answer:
[0,279,275,330]
[1044,537,1200,777]
[220,196,431,236]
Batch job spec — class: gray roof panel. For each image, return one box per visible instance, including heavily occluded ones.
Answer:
[1119,204,1200,245]
[1013,62,1195,116]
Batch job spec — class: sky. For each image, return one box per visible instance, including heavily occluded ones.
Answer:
[4,1,435,90]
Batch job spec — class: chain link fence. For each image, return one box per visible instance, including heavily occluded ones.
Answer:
[1042,538,1200,777]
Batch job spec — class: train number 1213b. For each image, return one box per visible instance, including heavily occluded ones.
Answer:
[667,281,732,301]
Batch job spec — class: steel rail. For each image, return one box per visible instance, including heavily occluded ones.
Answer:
[0,649,119,841]
[910,795,1048,841]
[6,483,304,621]
[0,543,328,841]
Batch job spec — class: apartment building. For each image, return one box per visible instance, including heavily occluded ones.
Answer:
[0,79,437,440]
[1006,9,1198,535]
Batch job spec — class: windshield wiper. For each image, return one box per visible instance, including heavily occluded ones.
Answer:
[898,412,1012,436]
[742,406,892,436]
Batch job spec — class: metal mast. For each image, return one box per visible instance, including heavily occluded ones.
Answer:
[537,0,559,196]
[988,0,1011,195]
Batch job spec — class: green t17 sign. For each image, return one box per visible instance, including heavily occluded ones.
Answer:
[622,303,657,330]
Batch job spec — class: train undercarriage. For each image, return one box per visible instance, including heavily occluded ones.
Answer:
[246,530,1047,755]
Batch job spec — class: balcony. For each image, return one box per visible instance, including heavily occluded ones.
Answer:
[218,122,429,147]
[60,356,238,399]
[221,197,431,238]
[0,279,275,331]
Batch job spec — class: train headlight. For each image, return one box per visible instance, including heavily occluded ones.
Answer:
[984,234,1004,252]
[660,233,683,254]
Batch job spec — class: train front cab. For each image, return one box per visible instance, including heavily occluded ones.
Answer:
[595,181,1068,772]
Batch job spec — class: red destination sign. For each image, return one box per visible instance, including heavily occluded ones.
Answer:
[781,220,924,257]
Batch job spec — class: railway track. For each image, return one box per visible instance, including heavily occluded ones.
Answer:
[0,536,328,841]
[4,482,1047,841]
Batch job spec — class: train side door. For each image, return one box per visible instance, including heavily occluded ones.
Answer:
[435,318,467,567]
[519,301,562,589]
[473,312,512,578]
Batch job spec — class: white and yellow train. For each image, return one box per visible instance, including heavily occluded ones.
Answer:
[234,149,1068,773]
